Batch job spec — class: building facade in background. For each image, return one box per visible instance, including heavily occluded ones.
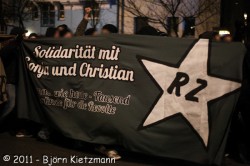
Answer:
[118,0,221,37]
[6,0,118,35]
[3,0,222,38]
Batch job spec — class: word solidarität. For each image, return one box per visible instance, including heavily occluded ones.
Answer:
[33,45,120,61]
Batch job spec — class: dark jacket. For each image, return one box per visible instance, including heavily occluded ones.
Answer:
[75,18,89,36]
[0,40,20,84]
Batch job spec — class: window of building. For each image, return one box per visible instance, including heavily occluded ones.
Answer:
[183,17,195,36]
[167,17,179,35]
[54,2,65,21]
[38,2,55,27]
[23,1,39,21]
[31,5,39,20]
[134,17,148,33]
[58,4,65,20]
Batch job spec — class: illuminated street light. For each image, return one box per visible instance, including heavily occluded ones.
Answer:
[244,13,248,27]
[244,13,248,20]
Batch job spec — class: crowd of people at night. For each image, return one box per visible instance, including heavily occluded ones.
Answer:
[0,6,250,164]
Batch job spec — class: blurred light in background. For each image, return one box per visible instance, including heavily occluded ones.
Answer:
[219,30,230,36]
[244,13,248,20]
[26,30,32,37]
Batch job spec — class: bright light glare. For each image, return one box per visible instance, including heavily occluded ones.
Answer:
[244,13,248,20]
[26,30,32,37]
[219,30,230,36]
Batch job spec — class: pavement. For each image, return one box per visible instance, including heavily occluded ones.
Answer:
[0,132,249,166]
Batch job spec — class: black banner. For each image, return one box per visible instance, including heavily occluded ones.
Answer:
[18,35,245,165]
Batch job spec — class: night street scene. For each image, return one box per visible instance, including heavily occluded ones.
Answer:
[0,0,250,166]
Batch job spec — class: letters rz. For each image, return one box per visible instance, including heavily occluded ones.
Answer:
[167,72,207,102]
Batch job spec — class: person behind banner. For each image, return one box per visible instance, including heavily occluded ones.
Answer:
[75,7,92,36]
[135,26,159,36]
[45,27,60,38]
[101,24,118,35]
[59,28,73,38]
[226,39,250,164]
[84,28,97,36]
[0,27,26,122]
[28,33,39,39]
[0,27,33,137]
[57,24,68,32]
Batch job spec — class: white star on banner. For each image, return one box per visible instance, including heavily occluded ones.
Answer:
[141,39,241,146]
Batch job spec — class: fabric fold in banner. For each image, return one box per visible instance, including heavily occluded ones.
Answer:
[18,35,245,165]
